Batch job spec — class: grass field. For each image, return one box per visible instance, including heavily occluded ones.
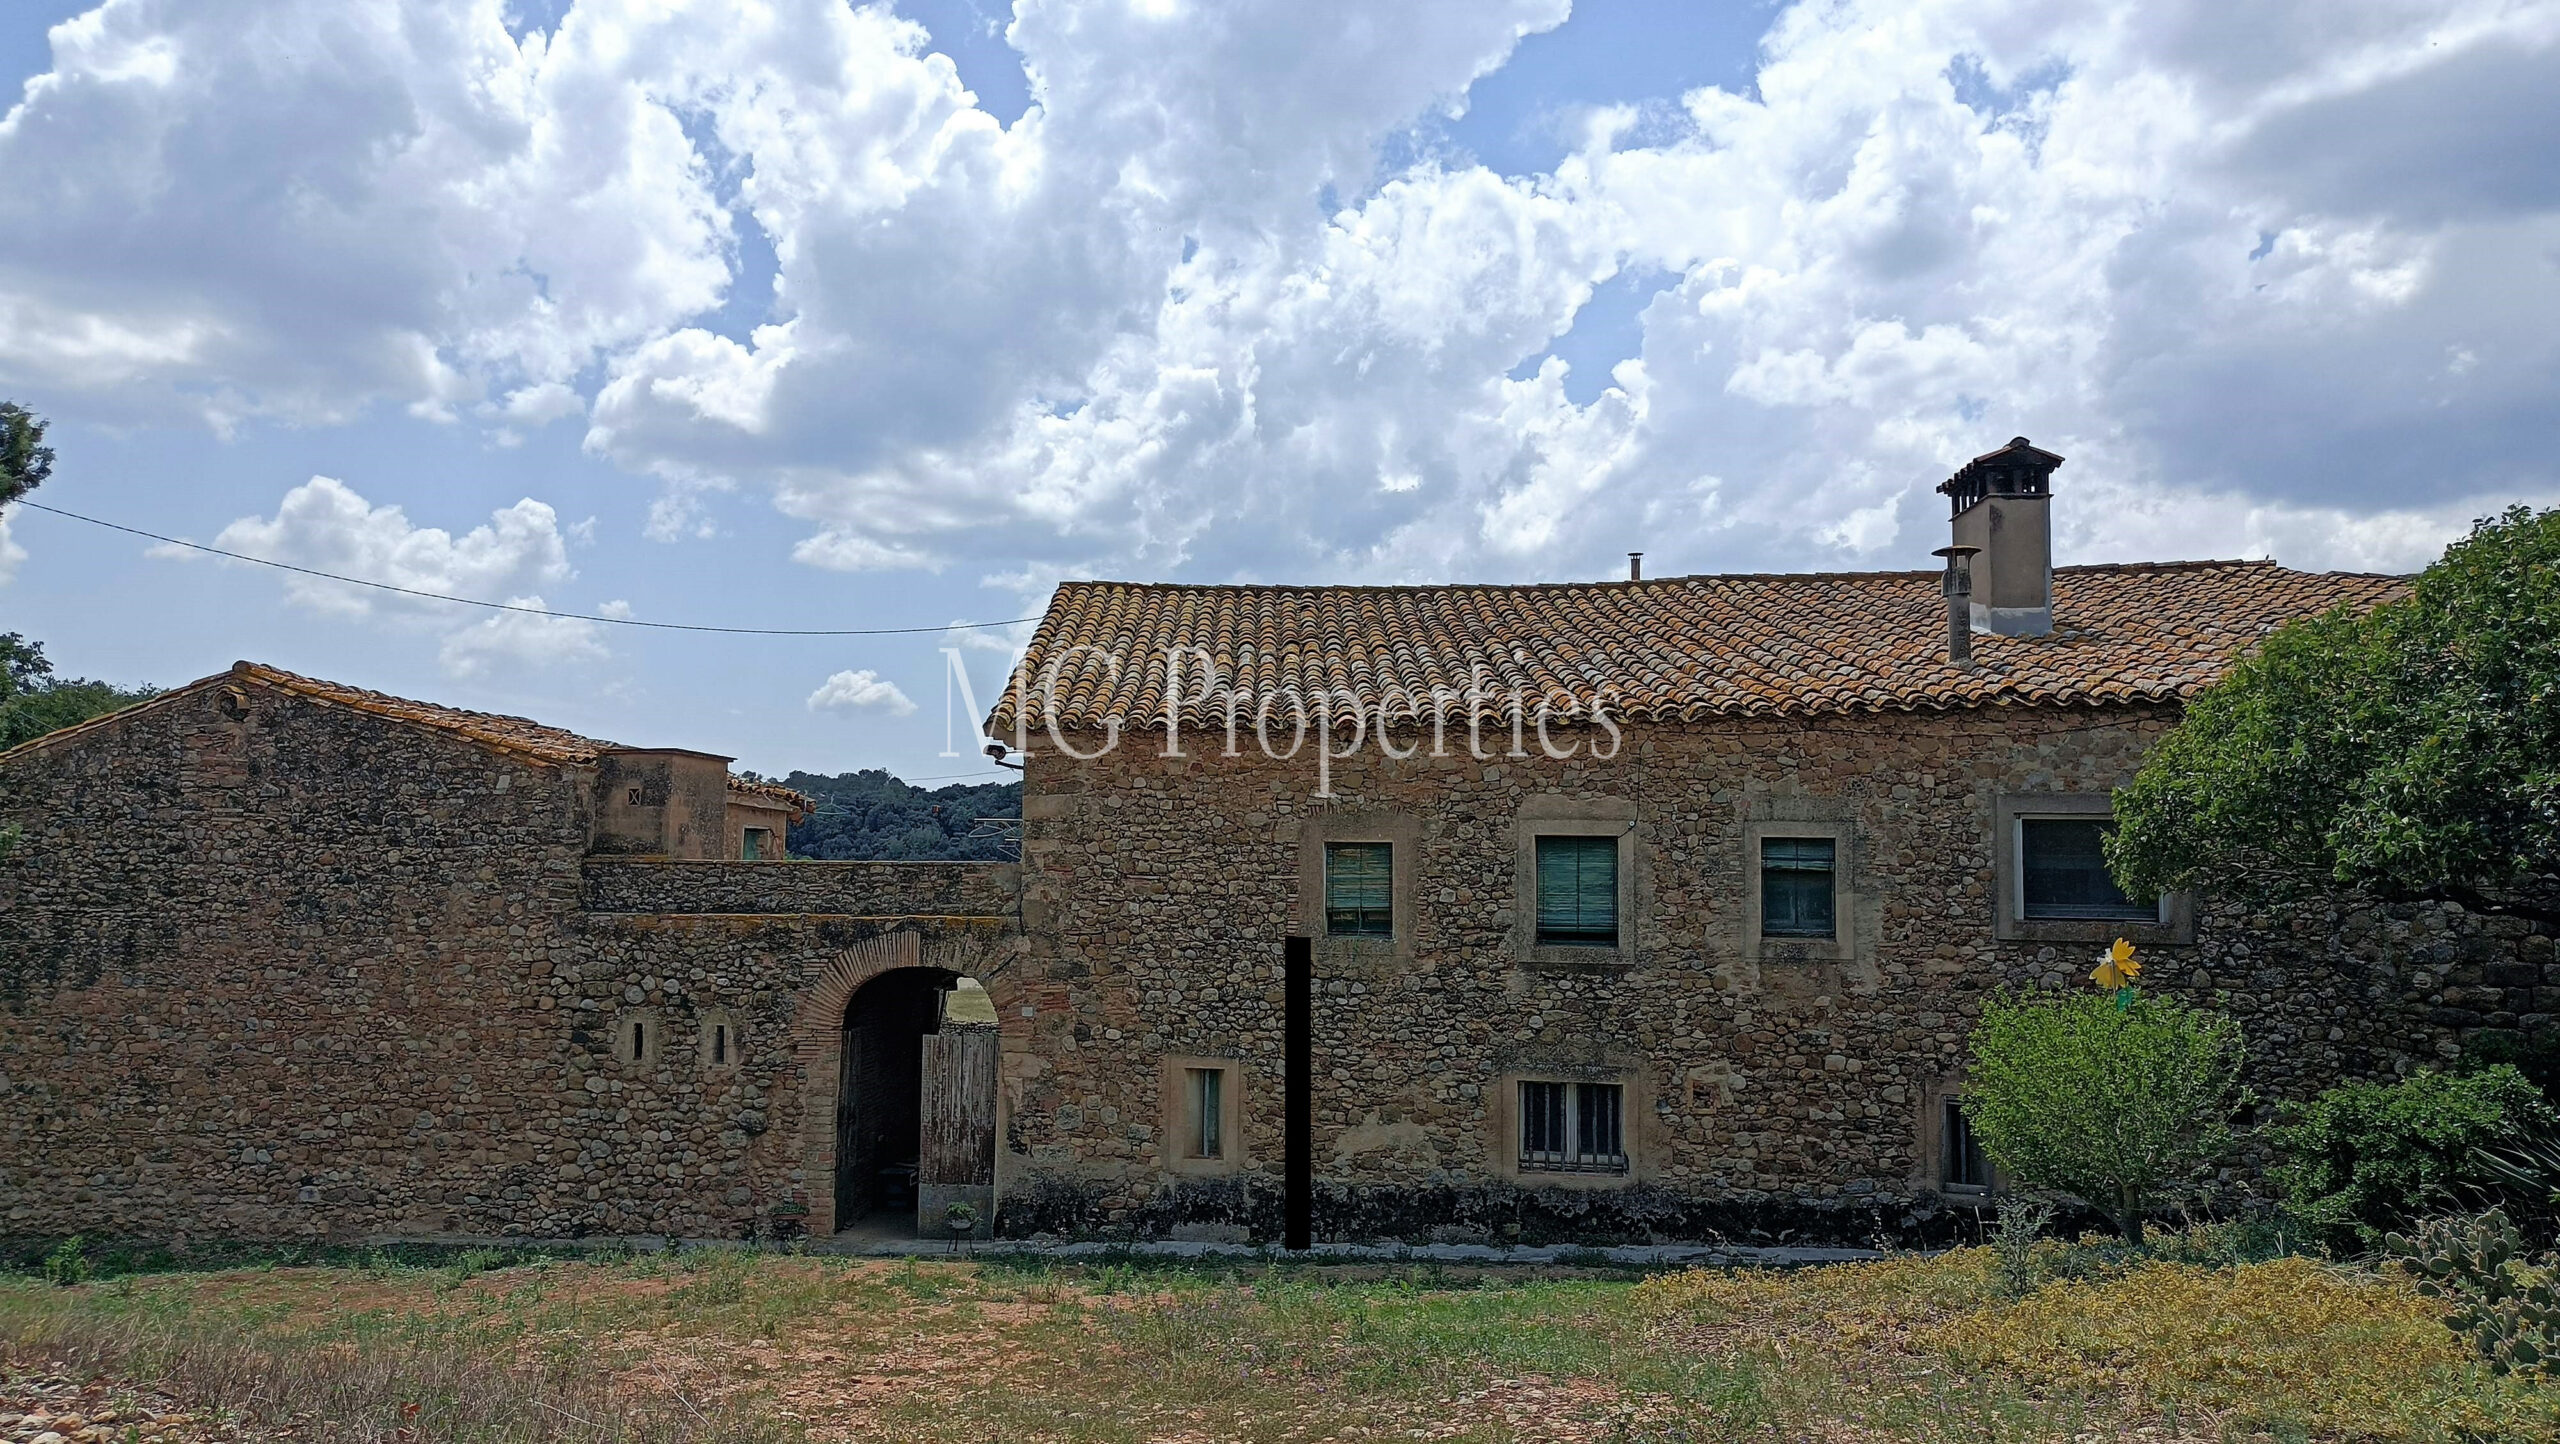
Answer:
[1,1229,2552,1443]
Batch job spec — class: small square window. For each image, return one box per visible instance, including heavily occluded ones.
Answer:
[1760,837,1836,938]
[1519,1080,1626,1174]
[1184,1067,1225,1160]
[1324,842,1392,937]
[1941,1098,1992,1192]
[2020,819,2151,920]
[1534,836,1619,946]
[742,827,770,860]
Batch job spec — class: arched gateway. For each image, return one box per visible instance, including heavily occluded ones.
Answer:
[791,930,1017,1235]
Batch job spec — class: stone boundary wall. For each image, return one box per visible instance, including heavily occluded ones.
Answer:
[578,858,1018,919]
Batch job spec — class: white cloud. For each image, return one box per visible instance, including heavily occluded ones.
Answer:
[805,668,918,715]
[0,507,25,585]
[438,596,612,677]
[187,475,617,676]
[2,0,2553,589]
[207,476,573,617]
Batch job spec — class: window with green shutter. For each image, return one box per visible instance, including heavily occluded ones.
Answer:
[1534,835,1619,946]
[1760,837,1836,938]
[1324,842,1393,937]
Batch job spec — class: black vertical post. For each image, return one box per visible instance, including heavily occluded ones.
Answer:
[1284,933,1312,1251]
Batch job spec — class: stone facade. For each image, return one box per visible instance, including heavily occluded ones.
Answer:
[2,657,2549,1249]
[0,671,1019,1243]
[994,703,2552,1242]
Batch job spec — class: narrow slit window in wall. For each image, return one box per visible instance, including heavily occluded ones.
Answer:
[1185,1067,1225,1159]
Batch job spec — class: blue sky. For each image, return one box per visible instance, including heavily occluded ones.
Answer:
[1,0,2553,780]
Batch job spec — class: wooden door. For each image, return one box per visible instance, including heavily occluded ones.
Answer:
[917,1027,998,1235]
[834,1027,862,1229]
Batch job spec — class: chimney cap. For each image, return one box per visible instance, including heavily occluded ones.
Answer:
[1936,437,2065,517]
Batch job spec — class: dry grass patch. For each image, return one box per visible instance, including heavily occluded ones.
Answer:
[2,1236,2545,1443]
[1938,1254,2560,1443]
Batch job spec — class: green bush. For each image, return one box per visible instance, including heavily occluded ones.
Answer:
[2272,1066,2553,1250]
[1965,990,2249,1245]
[2460,1029,2560,1102]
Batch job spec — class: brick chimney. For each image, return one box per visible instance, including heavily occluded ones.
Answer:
[1936,437,2063,637]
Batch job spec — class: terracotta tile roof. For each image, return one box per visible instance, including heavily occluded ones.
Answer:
[235,662,625,765]
[6,664,808,819]
[727,776,816,816]
[990,561,2406,733]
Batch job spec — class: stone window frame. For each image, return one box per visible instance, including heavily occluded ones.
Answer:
[1487,1063,1648,1189]
[1914,1074,2001,1202]
[613,1009,663,1069]
[698,1008,742,1074]
[1740,814,1863,966]
[1160,1054,1248,1176]
[1296,808,1421,966]
[1512,796,1642,970]
[1992,793,2193,945]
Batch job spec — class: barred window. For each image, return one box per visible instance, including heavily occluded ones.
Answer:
[1324,843,1392,937]
[1760,837,1836,938]
[1534,836,1619,946]
[1519,1080,1626,1174]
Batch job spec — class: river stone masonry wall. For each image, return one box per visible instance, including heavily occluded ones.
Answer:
[997,702,2551,1242]
[0,681,1017,1243]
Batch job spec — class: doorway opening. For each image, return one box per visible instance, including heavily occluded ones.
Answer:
[834,968,998,1233]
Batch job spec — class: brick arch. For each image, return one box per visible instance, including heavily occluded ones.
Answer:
[792,929,1023,1234]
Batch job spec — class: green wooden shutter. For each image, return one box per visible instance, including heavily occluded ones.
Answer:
[1534,836,1618,945]
[1760,837,1836,937]
[1324,842,1393,936]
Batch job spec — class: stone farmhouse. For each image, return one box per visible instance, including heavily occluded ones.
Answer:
[3,441,2550,1247]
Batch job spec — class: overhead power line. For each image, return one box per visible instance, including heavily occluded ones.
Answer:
[11,500,1040,637]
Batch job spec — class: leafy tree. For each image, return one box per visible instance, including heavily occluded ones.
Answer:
[1965,989,2249,1245]
[0,632,157,750]
[2271,1066,2552,1251]
[0,400,52,506]
[2109,506,2560,925]
[780,768,1019,861]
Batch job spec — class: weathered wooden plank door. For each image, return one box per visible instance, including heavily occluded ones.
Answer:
[917,1027,998,1237]
[834,1027,862,1230]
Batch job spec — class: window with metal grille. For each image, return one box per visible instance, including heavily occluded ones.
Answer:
[1324,842,1392,937]
[1942,1098,1992,1191]
[2020,819,2152,920]
[1518,1080,1626,1173]
[1534,836,1619,946]
[1184,1067,1225,1159]
[1760,837,1836,938]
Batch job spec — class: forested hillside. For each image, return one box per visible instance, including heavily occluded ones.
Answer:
[780,768,1020,861]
